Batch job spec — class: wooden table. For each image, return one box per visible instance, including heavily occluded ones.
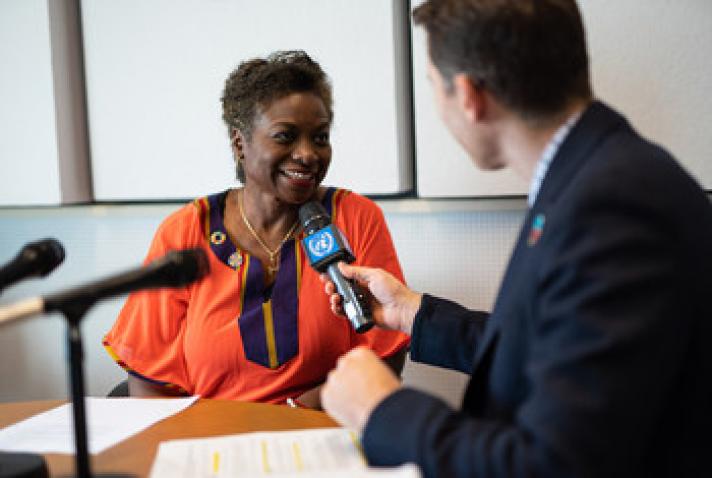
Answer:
[0,399,338,477]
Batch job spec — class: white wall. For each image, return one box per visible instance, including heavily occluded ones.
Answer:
[0,0,92,206]
[4,0,711,203]
[0,0,62,205]
[0,0,412,206]
[81,0,411,200]
[0,203,524,407]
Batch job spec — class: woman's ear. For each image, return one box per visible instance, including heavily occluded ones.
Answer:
[231,128,245,160]
[231,128,247,183]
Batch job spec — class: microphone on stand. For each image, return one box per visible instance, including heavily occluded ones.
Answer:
[0,248,209,326]
[298,201,374,333]
[0,248,209,478]
[0,239,65,294]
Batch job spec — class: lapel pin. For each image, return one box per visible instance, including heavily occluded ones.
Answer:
[527,213,545,246]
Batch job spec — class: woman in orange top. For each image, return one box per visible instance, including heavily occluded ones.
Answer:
[103,50,409,407]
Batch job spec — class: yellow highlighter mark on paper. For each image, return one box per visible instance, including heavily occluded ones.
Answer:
[349,430,367,463]
[212,451,220,474]
[261,440,271,473]
[292,442,304,471]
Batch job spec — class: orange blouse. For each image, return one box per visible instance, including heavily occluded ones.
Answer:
[103,188,409,403]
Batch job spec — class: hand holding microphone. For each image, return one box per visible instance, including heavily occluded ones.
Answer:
[323,262,423,336]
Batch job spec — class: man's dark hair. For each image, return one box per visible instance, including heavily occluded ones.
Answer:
[413,0,592,121]
[221,50,333,182]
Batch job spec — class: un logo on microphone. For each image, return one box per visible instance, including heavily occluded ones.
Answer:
[307,230,336,258]
[302,224,356,272]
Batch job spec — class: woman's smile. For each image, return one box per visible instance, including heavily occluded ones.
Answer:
[239,91,332,205]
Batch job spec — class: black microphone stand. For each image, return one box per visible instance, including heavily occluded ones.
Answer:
[59,301,134,478]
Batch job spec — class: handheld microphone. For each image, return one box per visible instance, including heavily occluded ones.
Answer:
[0,238,65,293]
[0,248,209,325]
[299,201,374,333]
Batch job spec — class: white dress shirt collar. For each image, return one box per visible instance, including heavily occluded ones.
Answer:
[527,112,582,207]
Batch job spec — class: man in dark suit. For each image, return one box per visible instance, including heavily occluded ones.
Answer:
[320,1,712,477]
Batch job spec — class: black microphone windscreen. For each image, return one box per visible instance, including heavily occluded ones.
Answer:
[42,248,211,315]
[154,248,210,287]
[299,202,331,234]
[26,238,65,277]
[33,238,65,277]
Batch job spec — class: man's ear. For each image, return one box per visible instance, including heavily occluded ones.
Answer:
[453,73,485,123]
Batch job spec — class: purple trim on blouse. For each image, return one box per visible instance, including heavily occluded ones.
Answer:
[270,240,300,365]
[199,188,338,369]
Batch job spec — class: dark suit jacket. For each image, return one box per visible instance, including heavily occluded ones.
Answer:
[362,102,712,477]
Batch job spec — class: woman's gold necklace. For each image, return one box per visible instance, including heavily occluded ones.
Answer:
[238,191,299,275]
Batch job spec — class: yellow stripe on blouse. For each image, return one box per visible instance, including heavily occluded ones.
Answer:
[236,253,249,315]
[262,300,279,369]
[295,238,303,292]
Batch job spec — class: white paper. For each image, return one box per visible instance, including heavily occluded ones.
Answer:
[149,428,421,478]
[0,396,198,454]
